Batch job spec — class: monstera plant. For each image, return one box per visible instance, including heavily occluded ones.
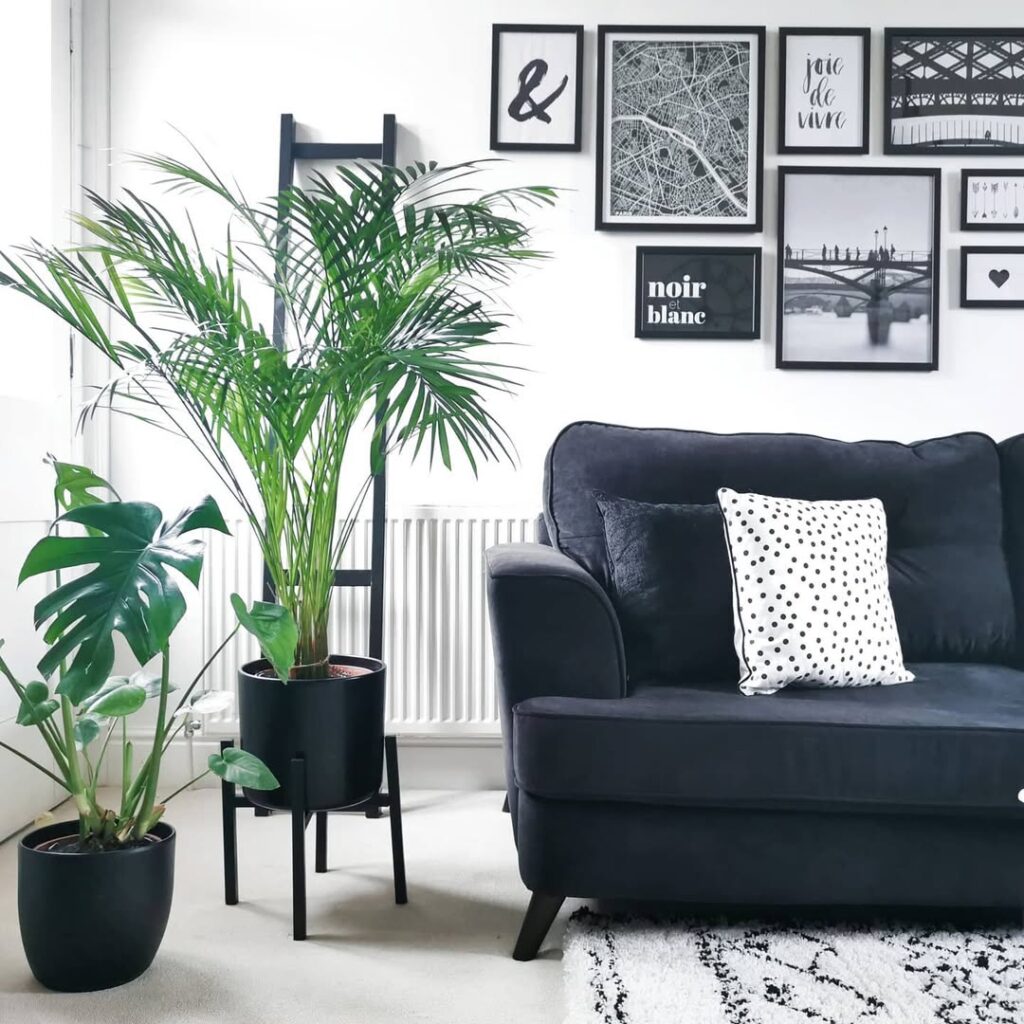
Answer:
[2,459,276,992]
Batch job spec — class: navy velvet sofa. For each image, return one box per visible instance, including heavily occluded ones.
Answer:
[486,422,1024,960]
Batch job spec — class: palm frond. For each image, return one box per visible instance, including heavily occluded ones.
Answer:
[0,148,555,673]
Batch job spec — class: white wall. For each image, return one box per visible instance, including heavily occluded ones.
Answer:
[0,1,72,835]
[92,0,1024,516]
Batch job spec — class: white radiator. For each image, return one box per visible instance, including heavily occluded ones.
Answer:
[199,509,534,736]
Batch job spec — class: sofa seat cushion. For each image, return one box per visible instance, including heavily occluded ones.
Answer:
[513,663,1024,814]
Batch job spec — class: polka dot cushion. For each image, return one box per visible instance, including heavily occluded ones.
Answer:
[717,488,914,696]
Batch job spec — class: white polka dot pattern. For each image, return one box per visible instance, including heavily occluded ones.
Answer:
[717,488,914,696]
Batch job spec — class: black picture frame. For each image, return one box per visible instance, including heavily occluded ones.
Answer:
[776,165,941,372]
[778,28,870,155]
[960,246,1024,308]
[635,246,762,340]
[885,28,1024,155]
[960,169,1024,231]
[489,24,584,152]
[595,25,766,232]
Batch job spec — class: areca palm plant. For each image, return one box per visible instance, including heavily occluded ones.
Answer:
[0,154,554,680]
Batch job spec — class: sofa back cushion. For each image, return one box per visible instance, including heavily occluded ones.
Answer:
[998,433,1024,666]
[544,423,1016,678]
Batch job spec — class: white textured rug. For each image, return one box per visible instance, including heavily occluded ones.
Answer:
[564,909,1024,1024]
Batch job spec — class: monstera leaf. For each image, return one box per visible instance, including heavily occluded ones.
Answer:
[48,456,118,514]
[208,746,278,790]
[16,680,59,726]
[230,594,297,683]
[80,670,169,713]
[73,715,103,749]
[18,496,230,704]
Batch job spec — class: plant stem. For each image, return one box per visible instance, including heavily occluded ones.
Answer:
[0,650,69,778]
[170,624,238,717]
[160,768,210,806]
[120,724,131,812]
[0,739,69,790]
[134,646,170,837]
[90,718,118,790]
[161,717,187,756]
[123,748,152,809]
[60,695,97,828]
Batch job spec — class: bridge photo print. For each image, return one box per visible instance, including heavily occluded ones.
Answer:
[777,166,941,372]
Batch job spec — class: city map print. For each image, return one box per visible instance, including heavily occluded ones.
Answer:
[606,36,756,226]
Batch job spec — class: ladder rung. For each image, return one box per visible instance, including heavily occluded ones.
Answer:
[334,569,374,587]
[292,142,382,161]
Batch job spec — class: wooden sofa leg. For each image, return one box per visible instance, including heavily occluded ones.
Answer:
[512,892,565,961]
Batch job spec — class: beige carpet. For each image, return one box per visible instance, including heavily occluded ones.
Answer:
[0,789,569,1024]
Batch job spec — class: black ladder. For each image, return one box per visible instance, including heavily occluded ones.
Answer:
[221,113,406,941]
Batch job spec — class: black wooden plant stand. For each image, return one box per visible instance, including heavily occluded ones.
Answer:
[220,736,407,940]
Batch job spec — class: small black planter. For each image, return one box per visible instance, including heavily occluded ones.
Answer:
[238,654,386,811]
[18,820,175,992]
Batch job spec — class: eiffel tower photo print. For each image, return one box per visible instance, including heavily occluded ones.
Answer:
[886,28,1024,153]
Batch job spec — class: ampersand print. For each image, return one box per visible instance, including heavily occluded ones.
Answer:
[507,59,568,124]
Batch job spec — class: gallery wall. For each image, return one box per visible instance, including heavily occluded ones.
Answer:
[87,0,1024,514]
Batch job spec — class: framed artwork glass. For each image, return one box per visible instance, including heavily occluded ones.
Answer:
[777,166,941,372]
[596,25,766,231]
[778,28,870,154]
[961,246,1024,308]
[635,246,761,340]
[885,29,1024,154]
[960,169,1024,231]
[490,24,583,151]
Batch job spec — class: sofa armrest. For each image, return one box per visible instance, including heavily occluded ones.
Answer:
[486,543,626,707]
[486,543,626,825]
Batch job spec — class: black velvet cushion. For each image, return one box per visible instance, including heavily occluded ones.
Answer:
[595,493,736,683]
[514,662,1024,814]
[545,424,1017,666]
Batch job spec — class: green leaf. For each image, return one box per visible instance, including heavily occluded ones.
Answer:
[18,496,230,704]
[208,747,278,790]
[89,680,147,717]
[230,594,296,683]
[130,669,167,700]
[73,715,102,749]
[47,457,117,514]
[80,674,128,710]
[79,671,171,712]
[172,689,233,718]
[16,681,59,727]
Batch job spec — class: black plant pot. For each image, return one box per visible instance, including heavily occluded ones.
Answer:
[18,820,175,992]
[238,654,386,811]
